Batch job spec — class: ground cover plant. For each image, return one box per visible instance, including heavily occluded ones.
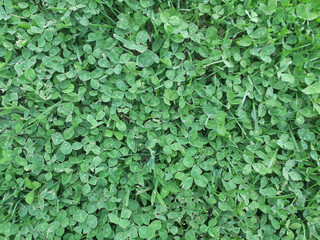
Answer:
[0,0,320,239]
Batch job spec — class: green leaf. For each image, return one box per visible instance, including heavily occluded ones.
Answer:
[86,215,98,228]
[87,114,98,127]
[136,31,149,44]
[186,230,196,240]
[164,89,179,102]
[290,223,302,229]
[24,69,36,81]
[191,165,202,178]
[137,50,154,67]
[119,219,130,229]
[250,27,267,39]
[183,157,194,168]
[171,34,184,43]
[289,171,302,181]
[302,82,320,94]
[60,141,72,155]
[182,177,193,189]
[160,12,169,23]
[300,106,317,118]
[24,178,41,190]
[83,44,92,54]
[52,132,64,145]
[150,220,162,231]
[281,74,295,84]
[73,210,88,223]
[34,15,46,28]
[169,16,181,26]
[25,190,35,204]
[260,45,275,56]
[121,209,132,219]
[260,187,277,197]
[82,183,91,195]
[194,175,208,187]
[296,4,318,21]
[90,79,100,89]
[238,37,252,46]
[116,120,127,131]
[79,70,91,81]
[252,163,271,175]
[108,213,119,224]
[139,226,152,239]
[218,201,231,211]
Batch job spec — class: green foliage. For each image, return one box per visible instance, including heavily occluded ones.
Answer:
[1,0,320,239]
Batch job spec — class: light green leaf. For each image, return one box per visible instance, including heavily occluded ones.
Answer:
[302,82,320,95]
[119,219,130,229]
[60,141,72,155]
[281,74,295,84]
[139,226,152,239]
[252,163,271,175]
[25,190,35,204]
[171,34,184,43]
[289,171,302,181]
[73,210,88,223]
[137,50,154,67]
[194,175,208,187]
[296,4,318,21]
[34,15,45,28]
[24,69,36,81]
[260,187,277,197]
[86,215,98,228]
[52,132,64,145]
[238,37,252,46]
[116,120,126,131]
[108,213,119,224]
[121,209,132,219]
[260,45,275,56]
[183,157,194,168]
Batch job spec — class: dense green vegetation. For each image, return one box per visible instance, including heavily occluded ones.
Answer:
[1,0,320,239]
